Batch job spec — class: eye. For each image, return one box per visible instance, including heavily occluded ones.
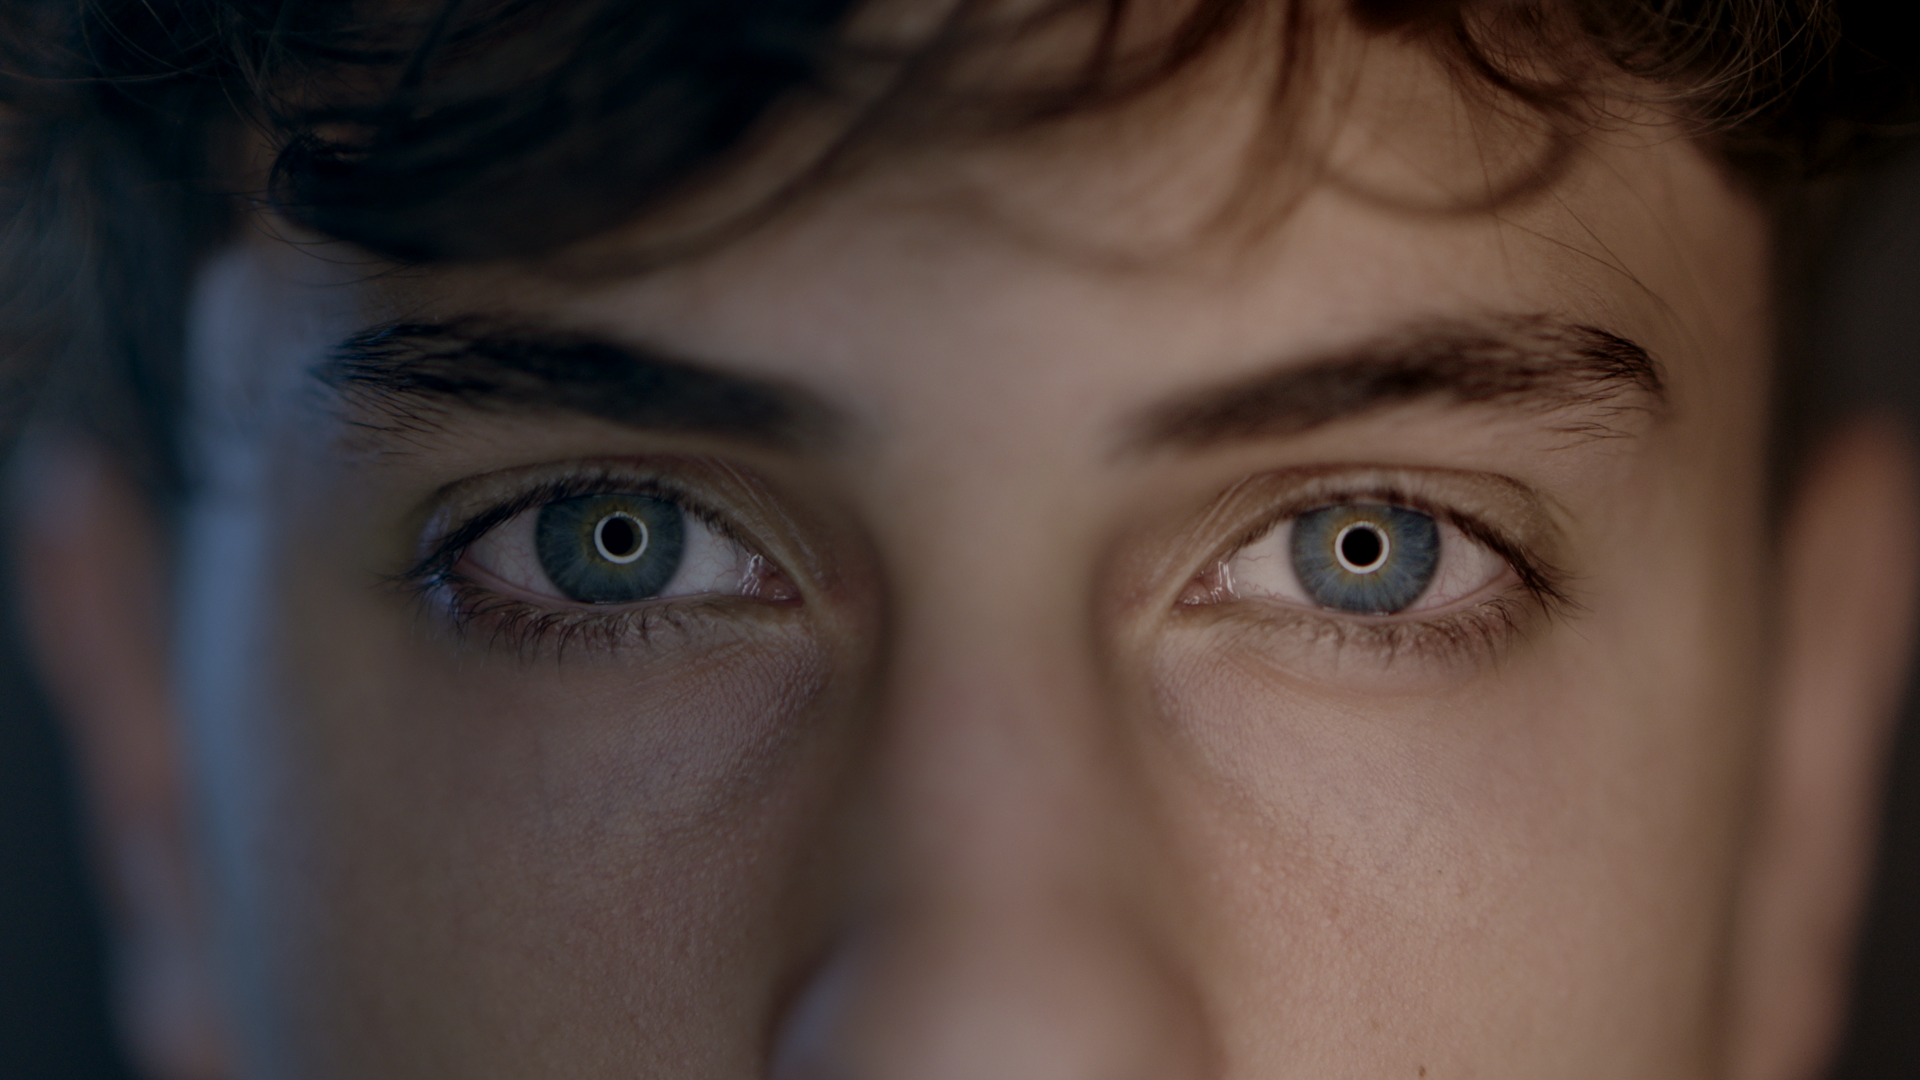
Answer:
[1203,502,1511,615]
[458,490,792,605]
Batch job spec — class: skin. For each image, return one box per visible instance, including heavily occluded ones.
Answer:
[16,24,1920,1080]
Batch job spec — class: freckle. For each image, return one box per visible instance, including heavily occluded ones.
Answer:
[1418,1069,1427,1077]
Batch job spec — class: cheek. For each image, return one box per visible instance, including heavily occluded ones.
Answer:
[1144,622,1753,1072]
[210,539,857,1075]
[397,633,829,825]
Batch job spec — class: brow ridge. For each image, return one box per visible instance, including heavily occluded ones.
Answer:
[319,320,841,448]
[1132,315,1665,451]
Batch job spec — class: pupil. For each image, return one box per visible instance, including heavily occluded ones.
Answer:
[1340,526,1383,568]
[599,516,637,558]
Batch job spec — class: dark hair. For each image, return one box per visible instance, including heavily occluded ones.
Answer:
[1,0,1916,498]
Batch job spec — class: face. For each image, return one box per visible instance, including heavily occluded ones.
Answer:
[33,23,1920,1080]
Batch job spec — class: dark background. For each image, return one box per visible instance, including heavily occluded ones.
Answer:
[9,159,1920,1077]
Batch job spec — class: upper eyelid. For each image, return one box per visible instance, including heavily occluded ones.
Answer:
[1213,485,1510,567]
[1435,507,1574,612]
[404,468,750,587]
[1200,466,1557,548]
[1222,486,1461,560]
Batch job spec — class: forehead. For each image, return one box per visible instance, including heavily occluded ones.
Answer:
[213,34,1766,458]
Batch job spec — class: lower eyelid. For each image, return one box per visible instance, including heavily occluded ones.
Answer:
[1181,589,1545,672]
[426,574,789,655]
[1221,576,1522,628]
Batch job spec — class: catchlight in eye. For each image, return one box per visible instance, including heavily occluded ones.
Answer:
[1333,522,1389,574]
[536,493,686,603]
[1290,505,1438,614]
[593,512,649,564]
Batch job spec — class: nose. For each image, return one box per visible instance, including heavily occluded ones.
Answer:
[771,910,1215,1080]
[770,560,1217,1080]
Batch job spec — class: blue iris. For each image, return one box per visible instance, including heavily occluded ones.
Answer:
[1288,504,1439,614]
[535,493,686,603]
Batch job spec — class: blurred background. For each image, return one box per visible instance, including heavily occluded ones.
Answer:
[8,155,1920,1079]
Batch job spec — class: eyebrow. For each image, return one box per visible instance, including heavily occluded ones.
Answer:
[1128,315,1665,452]
[322,315,1661,457]
[319,320,843,449]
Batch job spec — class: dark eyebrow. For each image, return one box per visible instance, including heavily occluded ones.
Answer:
[1129,315,1665,451]
[318,320,842,449]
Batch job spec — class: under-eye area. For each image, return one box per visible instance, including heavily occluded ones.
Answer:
[1174,466,1572,666]
[401,459,802,654]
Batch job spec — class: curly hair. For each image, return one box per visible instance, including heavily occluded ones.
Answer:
[0,0,1914,497]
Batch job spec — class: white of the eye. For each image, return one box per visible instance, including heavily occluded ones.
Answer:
[1333,521,1390,575]
[593,512,649,565]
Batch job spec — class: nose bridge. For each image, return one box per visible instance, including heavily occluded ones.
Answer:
[770,487,1216,1080]
[872,481,1138,910]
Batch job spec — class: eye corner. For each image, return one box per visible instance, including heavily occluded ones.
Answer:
[1172,490,1572,666]
[737,553,803,603]
[1177,560,1237,607]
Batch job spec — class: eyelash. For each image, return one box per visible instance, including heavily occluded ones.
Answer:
[404,472,1566,664]
[400,471,775,656]
[1206,590,1543,667]
[1197,484,1573,662]
[427,579,754,657]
